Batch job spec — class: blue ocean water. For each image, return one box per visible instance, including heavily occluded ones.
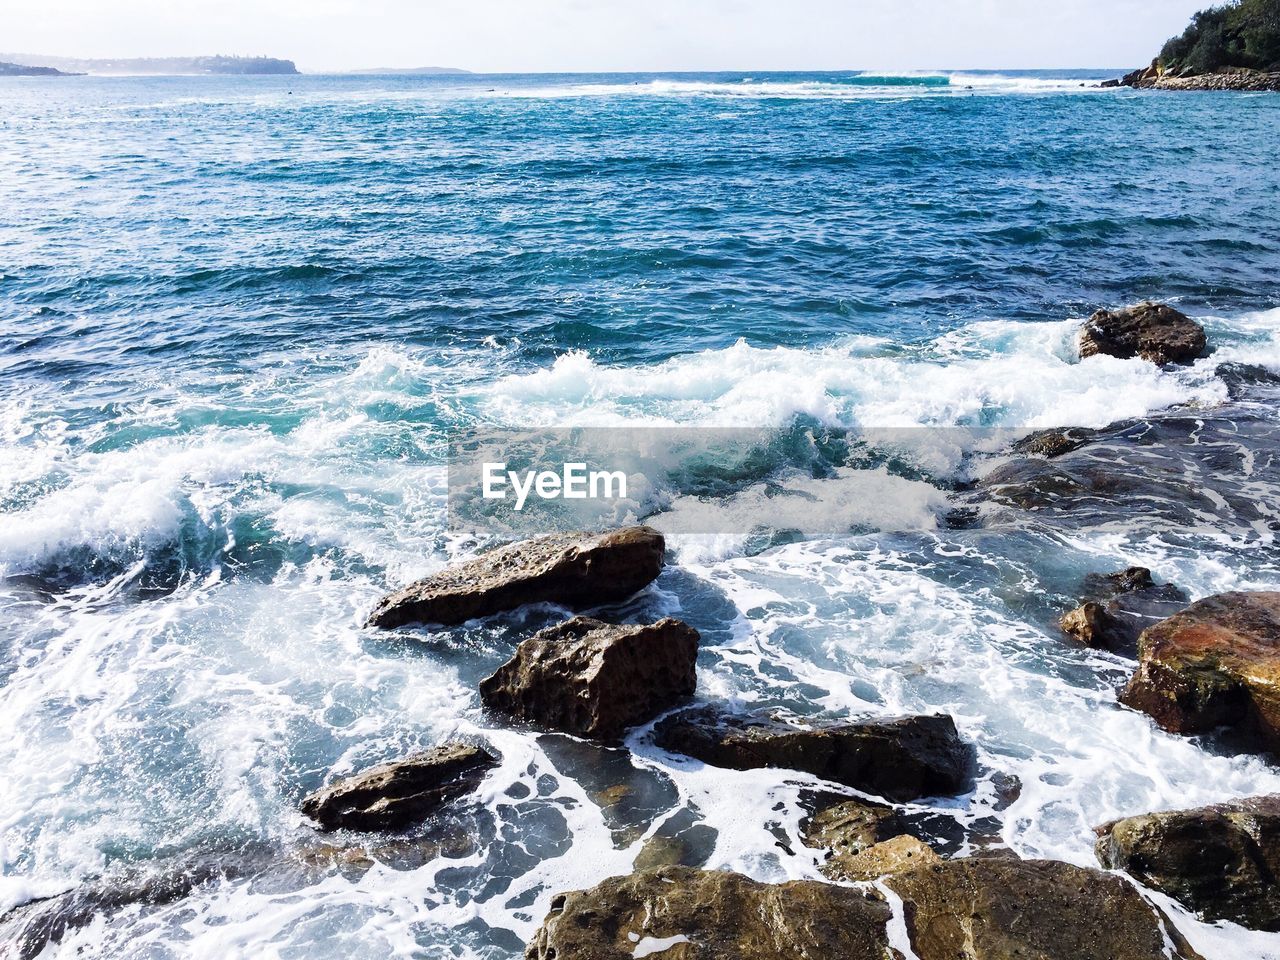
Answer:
[3,71,1280,958]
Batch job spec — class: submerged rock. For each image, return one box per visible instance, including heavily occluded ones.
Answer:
[524,865,895,960]
[1120,591,1280,751]
[301,742,498,831]
[1096,795,1280,931]
[366,526,665,628]
[1060,566,1188,657]
[653,707,974,802]
[885,857,1202,960]
[1078,302,1207,365]
[480,617,699,739]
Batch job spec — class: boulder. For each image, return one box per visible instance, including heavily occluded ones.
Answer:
[1012,427,1096,459]
[1096,795,1280,930]
[301,742,497,831]
[1079,302,1207,365]
[524,866,895,960]
[480,617,699,739]
[526,859,1200,960]
[885,857,1202,960]
[1060,566,1188,657]
[366,526,665,628]
[653,707,974,802]
[1120,591,1280,750]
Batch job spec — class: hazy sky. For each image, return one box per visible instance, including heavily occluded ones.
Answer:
[5,0,1207,73]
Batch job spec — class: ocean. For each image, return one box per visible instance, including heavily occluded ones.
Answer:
[2,70,1280,958]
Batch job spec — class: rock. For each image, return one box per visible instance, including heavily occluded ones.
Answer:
[802,798,905,860]
[480,617,699,739]
[1096,795,1280,931]
[1012,427,1096,458]
[653,707,974,802]
[886,857,1202,960]
[1060,566,1188,657]
[301,742,498,831]
[1120,591,1280,750]
[826,834,940,882]
[524,866,895,960]
[1079,302,1207,365]
[526,859,1201,960]
[366,526,665,629]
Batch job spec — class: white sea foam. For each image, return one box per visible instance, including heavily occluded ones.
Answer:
[5,308,1280,958]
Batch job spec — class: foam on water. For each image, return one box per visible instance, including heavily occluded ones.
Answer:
[4,290,1280,956]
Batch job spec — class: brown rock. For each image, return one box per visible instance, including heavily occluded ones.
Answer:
[653,707,974,802]
[1060,566,1188,657]
[524,866,895,960]
[826,835,939,882]
[802,798,905,860]
[1120,591,1280,750]
[479,617,699,739]
[886,857,1203,960]
[366,526,665,628]
[1096,794,1280,931]
[301,742,497,831]
[1079,302,1207,365]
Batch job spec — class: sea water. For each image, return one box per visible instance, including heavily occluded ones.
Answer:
[2,70,1280,958]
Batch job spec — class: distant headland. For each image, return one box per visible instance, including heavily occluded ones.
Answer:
[1105,0,1280,90]
[0,60,80,77]
[0,54,299,76]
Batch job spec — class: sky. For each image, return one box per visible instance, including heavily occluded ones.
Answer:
[3,0,1210,73]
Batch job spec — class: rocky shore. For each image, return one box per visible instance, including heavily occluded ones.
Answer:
[1105,61,1280,91]
[6,300,1280,958]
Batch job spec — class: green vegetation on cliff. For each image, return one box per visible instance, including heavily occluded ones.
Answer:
[1159,0,1280,74]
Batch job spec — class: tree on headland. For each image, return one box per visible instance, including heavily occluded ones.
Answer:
[1158,0,1280,75]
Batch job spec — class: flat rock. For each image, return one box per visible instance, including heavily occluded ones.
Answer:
[826,834,940,882]
[1096,794,1280,930]
[802,798,905,859]
[1079,302,1207,365]
[653,707,974,802]
[885,857,1203,960]
[524,866,895,960]
[366,526,665,628]
[301,742,497,831]
[480,617,699,739]
[526,859,1200,960]
[1060,566,1188,657]
[1120,591,1280,750]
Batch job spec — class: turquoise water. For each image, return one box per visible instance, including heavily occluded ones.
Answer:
[3,71,1280,958]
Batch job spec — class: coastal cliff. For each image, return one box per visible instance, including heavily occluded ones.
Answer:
[1109,0,1280,90]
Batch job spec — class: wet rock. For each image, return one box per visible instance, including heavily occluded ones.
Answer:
[524,865,894,960]
[1120,591,1280,750]
[653,707,974,802]
[1078,302,1207,365]
[886,857,1202,960]
[480,617,699,739]
[802,798,905,861]
[828,834,939,881]
[366,526,665,628]
[0,844,281,960]
[301,742,498,831]
[1096,795,1280,931]
[1012,427,1097,458]
[1060,566,1189,657]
